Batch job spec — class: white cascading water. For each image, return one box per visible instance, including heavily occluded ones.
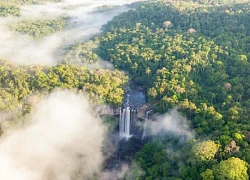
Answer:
[142,110,152,139]
[119,107,134,138]
[125,107,130,135]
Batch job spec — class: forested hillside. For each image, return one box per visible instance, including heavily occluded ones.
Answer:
[0,60,128,133]
[1,0,250,179]
[90,0,250,179]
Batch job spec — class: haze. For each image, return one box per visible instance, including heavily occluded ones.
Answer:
[0,0,141,65]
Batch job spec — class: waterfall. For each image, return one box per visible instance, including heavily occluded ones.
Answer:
[119,107,135,138]
[142,110,152,139]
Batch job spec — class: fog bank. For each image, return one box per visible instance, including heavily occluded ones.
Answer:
[0,90,106,180]
[0,0,141,65]
[149,109,194,141]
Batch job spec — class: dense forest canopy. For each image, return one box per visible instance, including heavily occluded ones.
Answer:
[0,59,128,133]
[91,0,250,179]
[1,0,250,179]
[10,18,67,39]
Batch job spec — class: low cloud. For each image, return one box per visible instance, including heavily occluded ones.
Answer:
[148,109,194,141]
[0,90,106,180]
[0,0,142,65]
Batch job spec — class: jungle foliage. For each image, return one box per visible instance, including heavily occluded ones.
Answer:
[10,18,67,39]
[1,0,250,179]
[88,0,250,179]
[0,60,128,133]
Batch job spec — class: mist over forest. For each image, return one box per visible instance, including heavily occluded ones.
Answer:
[0,0,250,179]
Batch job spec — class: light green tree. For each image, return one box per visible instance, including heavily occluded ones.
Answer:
[192,140,220,161]
[213,157,248,180]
